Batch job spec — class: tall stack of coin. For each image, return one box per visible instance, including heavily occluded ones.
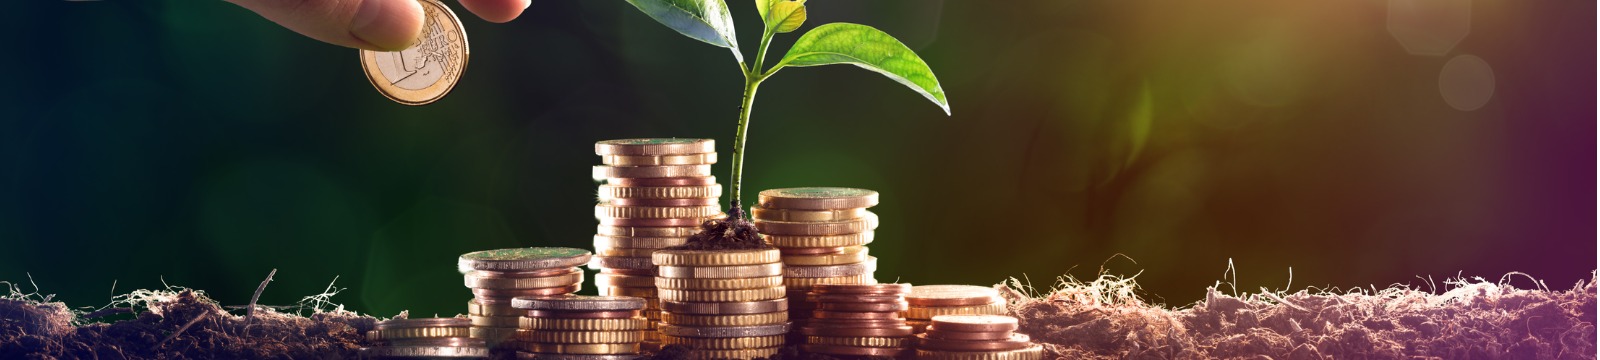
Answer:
[363,317,489,359]
[653,249,790,359]
[753,187,881,335]
[591,138,723,350]
[509,295,648,359]
[914,315,1042,360]
[460,248,593,349]
[903,285,1008,333]
[798,284,915,357]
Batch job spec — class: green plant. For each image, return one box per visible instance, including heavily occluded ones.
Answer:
[621,0,950,227]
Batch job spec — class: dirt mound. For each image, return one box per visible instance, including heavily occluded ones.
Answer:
[1005,272,1597,360]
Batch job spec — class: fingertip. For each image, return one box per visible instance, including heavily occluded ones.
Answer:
[351,0,425,51]
[459,0,529,23]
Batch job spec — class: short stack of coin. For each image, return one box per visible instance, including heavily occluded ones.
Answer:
[914,315,1042,360]
[591,138,724,350]
[363,317,489,359]
[653,249,790,359]
[509,295,648,359]
[903,285,1008,334]
[798,283,915,357]
[460,248,592,348]
[753,187,881,335]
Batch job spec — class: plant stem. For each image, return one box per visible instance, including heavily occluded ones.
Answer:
[730,70,763,214]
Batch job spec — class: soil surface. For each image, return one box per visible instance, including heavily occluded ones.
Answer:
[665,206,771,251]
[1,272,1592,359]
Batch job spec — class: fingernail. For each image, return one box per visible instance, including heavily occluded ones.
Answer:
[351,0,422,51]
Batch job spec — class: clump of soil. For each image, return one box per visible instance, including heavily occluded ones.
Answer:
[665,206,771,251]
[1003,272,1597,359]
[0,286,375,359]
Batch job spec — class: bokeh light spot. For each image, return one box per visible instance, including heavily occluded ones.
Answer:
[1387,0,1472,56]
[1438,54,1494,111]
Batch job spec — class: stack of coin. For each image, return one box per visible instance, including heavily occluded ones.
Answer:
[914,315,1042,360]
[653,249,790,359]
[797,284,915,357]
[903,285,1008,333]
[753,188,881,334]
[509,295,649,359]
[363,317,489,359]
[591,138,723,350]
[460,248,593,348]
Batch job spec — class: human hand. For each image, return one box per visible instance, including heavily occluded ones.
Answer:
[228,0,530,51]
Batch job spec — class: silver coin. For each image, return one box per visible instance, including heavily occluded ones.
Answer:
[586,256,657,270]
[375,317,469,329]
[458,247,592,272]
[515,352,643,360]
[511,295,647,311]
[361,345,489,358]
[658,299,788,315]
[784,257,876,278]
[657,323,790,338]
[656,263,783,279]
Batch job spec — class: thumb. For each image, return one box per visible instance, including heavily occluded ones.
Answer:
[228,0,424,51]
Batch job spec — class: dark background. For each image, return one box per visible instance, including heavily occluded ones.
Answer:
[2,0,1593,317]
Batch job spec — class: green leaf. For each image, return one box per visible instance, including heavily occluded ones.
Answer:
[768,1,806,33]
[756,0,780,24]
[624,0,741,61]
[775,23,949,114]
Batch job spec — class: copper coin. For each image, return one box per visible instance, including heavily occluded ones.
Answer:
[597,217,714,227]
[375,317,469,329]
[928,315,1019,333]
[525,310,641,319]
[916,333,1032,352]
[808,294,903,304]
[812,310,902,320]
[458,247,592,272]
[467,267,576,278]
[607,176,716,186]
[471,284,580,298]
[800,344,911,357]
[599,268,656,276]
[780,247,845,255]
[798,325,913,337]
[658,298,787,315]
[586,256,657,270]
[815,301,908,312]
[802,318,908,328]
[924,329,1012,341]
[607,197,719,207]
[594,138,714,156]
[757,188,879,210]
[813,283,910,295]
[907,285,1002,307]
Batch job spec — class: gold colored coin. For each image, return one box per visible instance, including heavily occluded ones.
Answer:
[469,326,519,344]
[595,139,714,156]
[655,275,783,290]
[514,342,641,355]
[751,206,870,222]
[657,287,786,302]
[764,232,875,248]
[467,300,520,316]
[368,326,472,341]
[754,212,878,236]
[596,204,721,219]
[594,273,656,288]
[516,330,643,344]
[592,165,712,180]
[469,315,521,327]
[598,286,657,298]
[601,153,717,166]
[642,309,662,320]
[597,184,722,200]
[687,347,780,360]
[358,0,469,106]
[916,345,1044,360]
[593,235,689,249]
[519,317,649,331]
[652,249,780,266]
[781,246,869,266]
[659,335,785,349]
[902,302,1007,320]
[596,226,701,238]
[463,269,584,289]
[660,311,787,326]
[594,246,660,258]
[757,188,879,210]
[782,274,876,288]
[656,263,783,278]
[806,336,911,348]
